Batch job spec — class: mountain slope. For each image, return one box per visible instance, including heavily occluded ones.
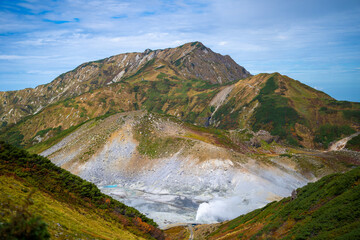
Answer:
[0,75,222,148]
[0,41,250,125]
[0,43,359,150]
[26,111,360,227]
[2,70,359,150]
[192,166,360,240]
[209,73,360,148]
[0,141,165,239]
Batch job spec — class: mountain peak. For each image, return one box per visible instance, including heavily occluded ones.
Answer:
[176,41,205,49]
[187,41,206,48]
[0,42,250,125]
[152,41,250,84]
[143,48,153,54]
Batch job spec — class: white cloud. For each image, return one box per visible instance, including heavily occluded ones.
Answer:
[0,0,359,101]
[0,55,53,60]
[0,55,27,60]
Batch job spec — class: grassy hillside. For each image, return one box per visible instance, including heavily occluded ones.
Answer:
[210,73,360,148]
[0,141,165,240]
[0,67,221,148]
[0,42,249,126]
[347,135,360,151]
[1,71,359,150]
[194,166,360,240]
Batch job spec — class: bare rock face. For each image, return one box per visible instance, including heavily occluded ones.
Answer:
[0,42,250,125]
[39,112,312,227]
[38,111,358,227]
[155,42,250,84]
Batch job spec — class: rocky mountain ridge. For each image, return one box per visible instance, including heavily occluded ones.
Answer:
[0,41,359,238]
[1,42,359,150]
[0,42,249,125]
[2,70,359,150]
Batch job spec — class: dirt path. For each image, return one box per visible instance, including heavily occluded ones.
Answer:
[187,224,194,240]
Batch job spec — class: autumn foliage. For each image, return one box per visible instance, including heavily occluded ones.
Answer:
[0,141,165,240]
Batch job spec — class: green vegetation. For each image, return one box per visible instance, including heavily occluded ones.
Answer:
[346,134,360,151]
[0,112,44,148]
[133,114,186,158]
[28,112,120,154]
[164,226,190,240]
[27,121,87,154]
[2,64,359,153]
[205,167,360,240]
[280,153,292,158]
[212,98,241,129]
[0,191,50,240]
[2,70,224,150]
[156,72,167,79]
[128,59,156,79]
[174,58,182,67]
[253,76,303,143]
[328,100,353,108]
[62,98,77,108]
[0,142,156,225]
[314,124,355,148]
[319,106,337,114]
[137,136,185,159]
[0,141,164,239]
[0,130,24,148]
[343,110,360,122]
[34,127,62,138]
[182,120,240,151]
[137,77,218,121]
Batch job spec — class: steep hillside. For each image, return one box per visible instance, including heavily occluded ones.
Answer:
[2,71,359,150]
[0,75,223,148]
[0,41,249,125]
[346,134,360,151]
[27,111,360,227]
[192,166,360,240]
[0,141,165,239]
[209,73,360,148]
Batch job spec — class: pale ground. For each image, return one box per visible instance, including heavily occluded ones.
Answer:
[42,111,354,228]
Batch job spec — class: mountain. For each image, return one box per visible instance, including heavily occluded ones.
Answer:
[1,70,359,150]
[190,166,360,240]
[0,41,250,126]
[0,141,165,239]
[209,73,360,148]
[0,42,359,150]
[27,111,360,227]
[0,42,360,236]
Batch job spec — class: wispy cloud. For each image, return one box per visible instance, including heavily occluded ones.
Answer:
[0,55,53,60]
[0,0,359,101]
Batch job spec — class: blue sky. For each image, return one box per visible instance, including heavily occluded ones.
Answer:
[0,0,359,101]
